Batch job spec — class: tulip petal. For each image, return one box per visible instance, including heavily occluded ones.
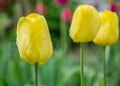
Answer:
[17,17,36,63]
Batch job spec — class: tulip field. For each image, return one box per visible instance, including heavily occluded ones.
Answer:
[0,0,120,86]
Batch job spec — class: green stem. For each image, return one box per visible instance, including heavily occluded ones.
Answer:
[103,46,106,86]
[60,16,68,53]
[35,63,38,86]
[80,43,84,86]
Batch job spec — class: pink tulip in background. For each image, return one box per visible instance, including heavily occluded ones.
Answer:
[61,8,72,23]
[35,2,46,15]
[109,2,118,12]
[0,0,8,11]
[55,0,68,5]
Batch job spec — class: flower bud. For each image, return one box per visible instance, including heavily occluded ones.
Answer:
[93,10,119,46]
[16,13,53,64]
[69,4,100,42]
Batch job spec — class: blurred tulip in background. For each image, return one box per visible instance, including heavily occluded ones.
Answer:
[0,0,8,11]
[55,0,69,5]
[109,2,118,12]
[35,2,46,15]
[61,8,72,23]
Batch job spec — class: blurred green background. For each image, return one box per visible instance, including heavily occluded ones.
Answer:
[0,0,120,86]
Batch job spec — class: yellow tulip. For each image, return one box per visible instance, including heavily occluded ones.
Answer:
[16,13,53,64]
[93,10,119,45]
[69,4,100,42]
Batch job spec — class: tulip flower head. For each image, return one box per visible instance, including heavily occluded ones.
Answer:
[69,4,100,42]
[61,8,72,23]
[16,13,53,64]
[93,10,119,46]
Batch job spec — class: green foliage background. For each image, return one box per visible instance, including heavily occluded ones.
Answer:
[0,0,120,86]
